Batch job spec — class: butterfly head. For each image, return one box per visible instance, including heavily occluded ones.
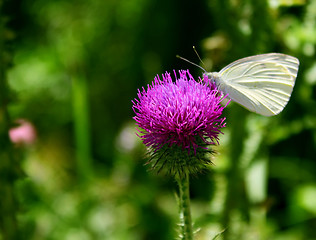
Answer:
[205,72,222,89]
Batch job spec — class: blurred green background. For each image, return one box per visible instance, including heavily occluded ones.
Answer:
[0,0,316,239]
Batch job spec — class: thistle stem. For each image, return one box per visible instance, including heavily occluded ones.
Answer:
[177,173,193,240]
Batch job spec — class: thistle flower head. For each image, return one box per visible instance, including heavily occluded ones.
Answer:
[132,70,228,177]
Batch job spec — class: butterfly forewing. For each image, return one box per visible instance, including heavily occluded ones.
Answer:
[217,53,299,116]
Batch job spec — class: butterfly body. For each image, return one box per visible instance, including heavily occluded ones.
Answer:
[206,53,299,116]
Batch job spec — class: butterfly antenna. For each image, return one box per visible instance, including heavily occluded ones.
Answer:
[176,55,206,72]
[193,46,207,70]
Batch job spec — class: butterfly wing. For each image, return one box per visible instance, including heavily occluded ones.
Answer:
[217,53,299,116]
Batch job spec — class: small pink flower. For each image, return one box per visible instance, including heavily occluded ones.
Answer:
[9,119,37,146]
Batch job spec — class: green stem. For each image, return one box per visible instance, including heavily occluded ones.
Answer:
[0,4,19,238]
[177,173,193,240]
[72,74,93,182]
[222,106,247,239]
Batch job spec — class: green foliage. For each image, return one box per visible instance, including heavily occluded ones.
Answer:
[0,0,315,239]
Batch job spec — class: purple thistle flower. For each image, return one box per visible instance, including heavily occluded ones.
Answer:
[132,70,229,176]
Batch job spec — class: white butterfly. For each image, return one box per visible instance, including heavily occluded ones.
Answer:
[206,53,299,116]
